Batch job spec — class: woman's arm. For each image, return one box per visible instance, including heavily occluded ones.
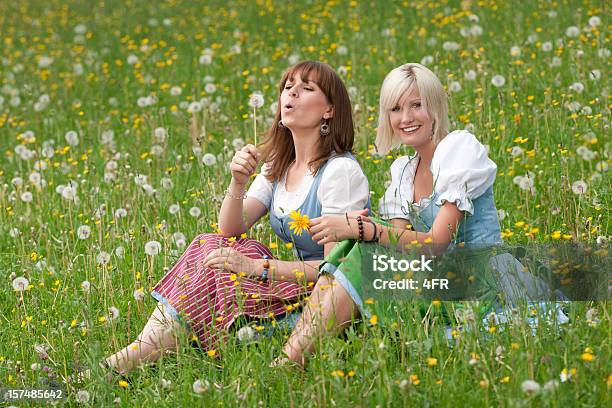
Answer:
[203,242,337,284]
[310,202,464,255]
[218,144,268,237]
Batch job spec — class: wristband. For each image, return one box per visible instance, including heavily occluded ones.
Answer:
[260,256,270,283]
[225,187,247,200]
[367,220,379,243]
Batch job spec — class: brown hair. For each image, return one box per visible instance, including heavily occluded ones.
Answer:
[258,61,354,182]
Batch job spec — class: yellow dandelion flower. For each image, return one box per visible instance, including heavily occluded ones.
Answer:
[427,357,438,366]
[369,315,378,325]
[288,210,310,236]
[206,349,216,357]
[118,380,129,389]
[581,352,595,362]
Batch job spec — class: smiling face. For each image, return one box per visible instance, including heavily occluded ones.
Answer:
[280,71,333,131]
[388,87,434,149]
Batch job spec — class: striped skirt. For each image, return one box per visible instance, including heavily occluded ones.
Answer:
[151,233,311,351]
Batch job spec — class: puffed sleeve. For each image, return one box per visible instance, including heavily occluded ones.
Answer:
[378,156,416,220]
[431,130,497,215]
[318,157,370,215]
[246,162,273,209]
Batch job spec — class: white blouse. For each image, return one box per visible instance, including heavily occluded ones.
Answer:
[247,156,370,217]
[379,130,497,220]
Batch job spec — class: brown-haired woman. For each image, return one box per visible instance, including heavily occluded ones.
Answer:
[74,61,370,380]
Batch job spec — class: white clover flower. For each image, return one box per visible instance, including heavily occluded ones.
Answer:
[571,180,587,195]
[133,288,145,301]
[521,379,541,394]
[12,276,29,292]
[189,206,202,218]
[65,130,79,146]
[420,55,434,65]
[193,379,210,394]
[248,92,264,108]
[77,225,91,240]
[541,41,553,52]
[237,326,256,343]
[448,81,462,93]
[588,16,601,27]
[202,153,216,166]
[108,306,120,321]
[115,246,125,258]
[510,46,521,56]
[565,26,580,37]
[80,280,91,293]
[76,390,90,403]
[144,240,162,256]
[491,75,506,87]
[96,251,111,265]
[569,82,584,93]
[20,191,33,203]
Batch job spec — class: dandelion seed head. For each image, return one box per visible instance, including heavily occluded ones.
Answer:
[521,379,540,394]
[12,276,29,292]
[491,75,506,87]
[144,240,162,256]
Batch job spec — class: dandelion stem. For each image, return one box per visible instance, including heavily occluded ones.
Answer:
[253,106,257,146]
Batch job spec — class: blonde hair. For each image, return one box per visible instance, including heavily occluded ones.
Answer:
[375,63,449,154]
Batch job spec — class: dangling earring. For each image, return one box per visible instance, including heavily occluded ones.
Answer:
[320,119,330,136]
[278,120,285,128]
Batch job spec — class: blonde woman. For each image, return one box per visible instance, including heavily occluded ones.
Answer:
[278,63,555,367]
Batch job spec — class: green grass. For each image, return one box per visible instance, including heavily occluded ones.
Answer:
[0,0,609,406]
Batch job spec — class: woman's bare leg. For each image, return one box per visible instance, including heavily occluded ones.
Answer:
[281,274,359,366]
[104,303,184,374]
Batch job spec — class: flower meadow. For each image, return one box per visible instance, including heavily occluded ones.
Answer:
[0,0,610,406]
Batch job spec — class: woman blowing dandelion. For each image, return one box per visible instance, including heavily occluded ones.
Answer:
[72,61,369,381]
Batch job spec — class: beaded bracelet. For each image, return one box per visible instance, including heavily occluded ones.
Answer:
[356,216,365,242]
[260,255,270,283]
[225,187,247,200]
